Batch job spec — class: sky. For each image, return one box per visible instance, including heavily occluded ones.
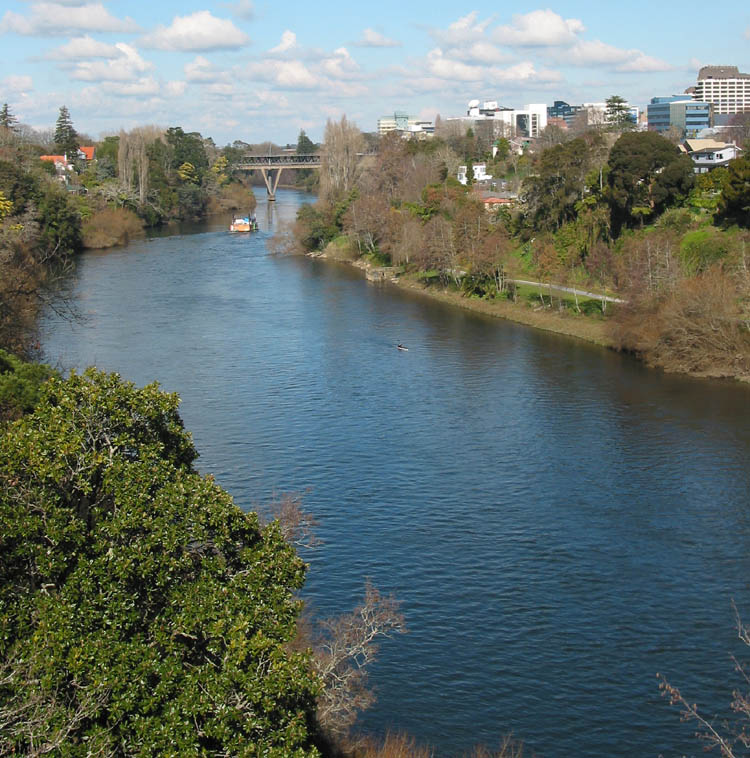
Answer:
[0,0,748,145]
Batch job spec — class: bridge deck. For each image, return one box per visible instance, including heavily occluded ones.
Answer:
[237,154,321,169]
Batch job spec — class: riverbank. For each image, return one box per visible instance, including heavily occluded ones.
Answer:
[309,246,750,385]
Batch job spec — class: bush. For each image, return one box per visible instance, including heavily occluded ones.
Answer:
[679,227,731,274]
[82,205,144,248]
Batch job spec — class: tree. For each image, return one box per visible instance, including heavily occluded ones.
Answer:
[296,130,316,155]
[0,103,18,132]
[605,95,633,130]
[607,131,694,232]
[320,116,364,204]
[718,156,750,227]
[0,369,321,757]
[54,105,79,159]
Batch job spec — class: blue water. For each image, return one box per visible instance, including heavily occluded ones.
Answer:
[40,190,750,757]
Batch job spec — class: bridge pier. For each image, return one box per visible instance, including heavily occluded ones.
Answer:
[259,168,283,201]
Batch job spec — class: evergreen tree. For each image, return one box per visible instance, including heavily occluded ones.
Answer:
[54,105,79,158]
[606,95,633,130]
[296,129,316,155]
[0,103,18,132]
[718,156,750,227]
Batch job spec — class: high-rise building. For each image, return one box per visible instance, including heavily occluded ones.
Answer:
[449,100,547,139]
[647,96,713,137]
[692,66,750,116]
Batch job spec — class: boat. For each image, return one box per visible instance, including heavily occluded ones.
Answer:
[397,344,408,351]
[229,214,258,232]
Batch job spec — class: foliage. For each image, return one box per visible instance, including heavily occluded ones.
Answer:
[53,105,79,158]
[0,104,18,132]
[81,205,144,248]
[522,138,592,231]
[679,227,731,274]
[607,131,694,231]
[297,130,317,155]
[177,161,199,184]
[36,185,83,256]
[0,349,57,421]
[0,191,11,220]
[605,95,633,130]
[165,126,208,177]
[0,369,321,757]
[717,156,750,227]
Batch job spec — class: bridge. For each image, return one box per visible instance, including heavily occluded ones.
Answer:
[235,154,321,200]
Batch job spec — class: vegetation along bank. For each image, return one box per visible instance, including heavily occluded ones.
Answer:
[291,114,750,383]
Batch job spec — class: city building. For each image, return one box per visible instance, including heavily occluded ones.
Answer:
[680,139,744,173]
[447,101,547,139]
[377,112,434,138]
[692,66,750,116]
[547,100,583,127]
[647,96,713,137]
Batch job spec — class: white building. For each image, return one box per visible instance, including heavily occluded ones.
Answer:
[692,66,750,116]
[449,100,548,139]
[457,163,492,185]
[378,112,435,137]
[680,139,744,173]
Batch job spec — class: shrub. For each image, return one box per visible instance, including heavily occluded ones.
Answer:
[81,205,144,248]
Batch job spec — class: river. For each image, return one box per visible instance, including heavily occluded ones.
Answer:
[40,189,750,758]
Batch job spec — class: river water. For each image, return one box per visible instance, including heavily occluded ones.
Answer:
[40,189,750,758]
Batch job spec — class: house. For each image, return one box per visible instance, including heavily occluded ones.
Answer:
[457,163,492,185]
[680,139,744,172]
[480,194,515,212]
[78,146,96,161]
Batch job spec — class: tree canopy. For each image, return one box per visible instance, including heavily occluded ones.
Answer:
[607,131,694,230]
[0,369,320,757]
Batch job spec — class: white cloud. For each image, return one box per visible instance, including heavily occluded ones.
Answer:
[431,12,493,46]
[274,60,318,88]
[356,28,399,48]
[1,74,34,93]
[616,54,672,73]
[46,34,120,59]
[165,80,187,97]
[111,77,159,96]
[565,40,631,66]
[269,30,298,54]
[71,43,152,82]
[444,40,512,64]
[493,10,584,47]
[490,61,562,84]
[184,56,228,83]
[0,2,138,36]
[319,47,360,79]
[426,48,484,82]
[140,11,249,52]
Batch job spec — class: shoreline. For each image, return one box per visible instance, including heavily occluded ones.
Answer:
[309,249,750,385]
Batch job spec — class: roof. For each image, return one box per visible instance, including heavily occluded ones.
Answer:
[39,155,68,164]
[79,146,95,160]
[684,139,742,153]
[698,65,750,80]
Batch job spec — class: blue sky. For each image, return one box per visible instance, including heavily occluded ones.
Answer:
[0,0,748,145]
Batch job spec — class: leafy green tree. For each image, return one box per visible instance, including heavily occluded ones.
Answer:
[522,138,592,231]
[54,105,79,158]
[0,369,320,757]
[718,156,750,227]
[37,186,83,256]
[165,126,208,177]
[0,103,18,132]
[607,131,694,232]
[177,161,199,184]
[0,350,57,421]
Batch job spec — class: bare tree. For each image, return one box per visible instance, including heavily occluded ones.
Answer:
[320,116,364,204]
[313,582,406,736]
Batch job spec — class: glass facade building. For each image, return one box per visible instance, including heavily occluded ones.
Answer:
[647,96,712,137]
